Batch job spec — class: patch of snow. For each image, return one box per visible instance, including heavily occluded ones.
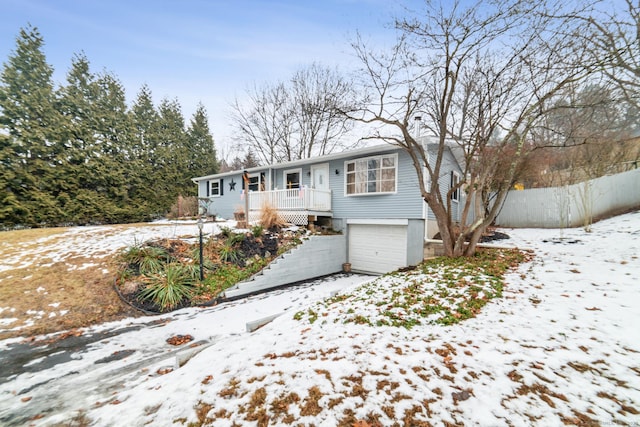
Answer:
[25,310,44,319]
[1,212,639,426]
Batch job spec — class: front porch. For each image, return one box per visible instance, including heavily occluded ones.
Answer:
[246,188,332,225]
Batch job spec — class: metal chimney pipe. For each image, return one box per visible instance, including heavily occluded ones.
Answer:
[414,116,422,138]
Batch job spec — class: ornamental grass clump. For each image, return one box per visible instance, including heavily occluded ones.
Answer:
[260,202,286,230]
[118,244,170,276]
[137,263,198,311]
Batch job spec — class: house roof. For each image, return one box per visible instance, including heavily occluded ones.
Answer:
[192,136,453,183]
[192,143,407,182]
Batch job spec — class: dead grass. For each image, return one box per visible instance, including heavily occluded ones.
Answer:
[300,386,323,416]
[0,222,215,339]
[0,226,175,340]
[0,258,139,340]
[0,226,68,245]
[259,203,287,230]
[191,401,214,426]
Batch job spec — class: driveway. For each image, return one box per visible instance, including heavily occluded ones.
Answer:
[0,273,373,426]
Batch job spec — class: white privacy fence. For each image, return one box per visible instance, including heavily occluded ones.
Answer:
[494,168,640,228]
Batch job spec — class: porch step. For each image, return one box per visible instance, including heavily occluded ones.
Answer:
[224,235,347,299]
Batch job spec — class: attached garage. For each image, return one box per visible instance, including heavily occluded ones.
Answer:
[347,219,425,275]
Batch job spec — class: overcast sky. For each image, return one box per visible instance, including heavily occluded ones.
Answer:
[0,0,416,157]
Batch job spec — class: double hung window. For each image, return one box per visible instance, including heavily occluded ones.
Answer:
[208,179,222,197]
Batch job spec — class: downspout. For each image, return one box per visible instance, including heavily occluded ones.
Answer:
[415,115,429,239]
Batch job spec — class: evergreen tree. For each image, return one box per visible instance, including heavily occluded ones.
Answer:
[0,132,27,226]
[243,150,259,168]
[0,25,62,226]
[156,97,188,208]
[0,27,218,226]
[187,103,218,179]
[130,85,159,159]
[57,55,138,224]
[129,85,161,216]
[78,72,133,223]
[228,156,245,171]
[55,53,96,223]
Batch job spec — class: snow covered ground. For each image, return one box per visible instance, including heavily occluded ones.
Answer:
[1,212,639,426]
[0,220,221,274]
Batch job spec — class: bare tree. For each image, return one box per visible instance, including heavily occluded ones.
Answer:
[292,63,357,159]
[348,0,601,257]
[581,0,640,108]
[230,82,293,165]
[529,82,640,231]
[230,63,357,165]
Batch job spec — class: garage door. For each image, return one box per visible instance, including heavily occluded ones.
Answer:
[348,224,407,274]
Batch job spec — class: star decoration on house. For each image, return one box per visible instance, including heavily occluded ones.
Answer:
[229,179,236,191]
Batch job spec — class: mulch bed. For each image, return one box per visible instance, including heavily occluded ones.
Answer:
[115,228,305,314]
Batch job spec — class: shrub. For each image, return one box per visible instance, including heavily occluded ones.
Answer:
[227,232,246,246]
[167,195,199,219]
[138,263,197,311]
[219,244,241,263]
[119,244,170,275]
[218,226,233,239]
[251,224,264,238]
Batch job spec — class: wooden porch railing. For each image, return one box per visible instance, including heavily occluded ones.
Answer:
[248,188,331,212]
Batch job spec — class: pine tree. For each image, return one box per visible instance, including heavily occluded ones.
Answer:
[0,25,63,226]
[56,53,95,223]
[75,71,134,223]
[0,26,217,226]
[129,85,161,216]
[156,97,188,210]
[187,103,218,180]
[57,55,138,224]
[243,150,259,168]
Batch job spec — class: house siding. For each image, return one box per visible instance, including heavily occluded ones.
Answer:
[406,219,426,265]
[426,145,464,223]
[195,143,464,227]
[331,149,424,221]
[200,172,245,219]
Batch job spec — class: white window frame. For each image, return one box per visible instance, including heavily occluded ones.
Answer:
[344,153,397,196]
[209,179,221,197]
[283,168,302,190]
[450,171,461,202]
[246,173,264,192]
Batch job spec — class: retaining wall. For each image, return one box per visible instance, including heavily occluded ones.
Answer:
[224,234,347,299]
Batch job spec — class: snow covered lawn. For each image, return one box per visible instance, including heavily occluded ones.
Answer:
[1,212,639,426]
[0,220,225,338]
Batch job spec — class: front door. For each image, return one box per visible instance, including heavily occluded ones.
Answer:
[310,163,330,190]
